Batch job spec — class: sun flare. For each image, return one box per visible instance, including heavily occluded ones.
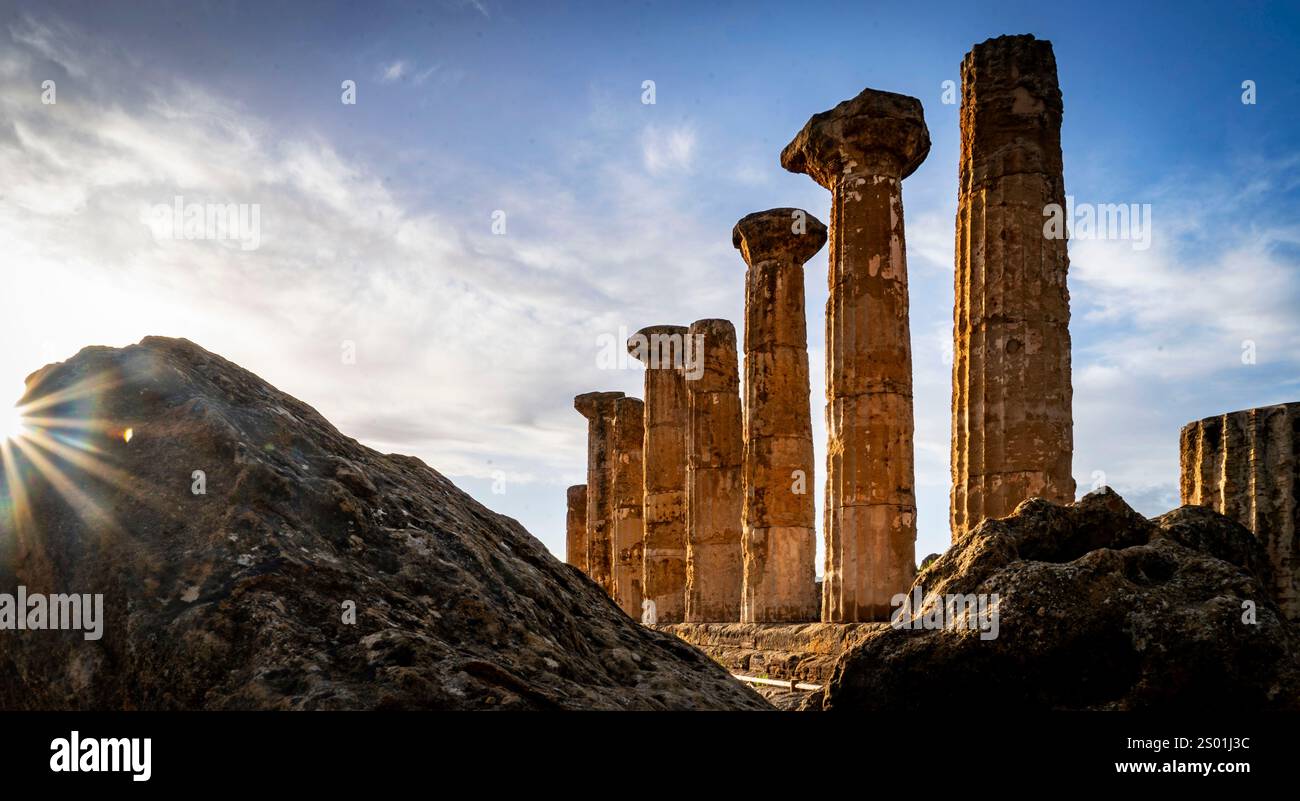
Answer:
[4,403,27,441]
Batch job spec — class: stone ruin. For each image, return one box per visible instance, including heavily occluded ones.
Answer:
[684,318,745,623]
[1181,402,1299,620]
[950,34,1076,541]
[732,209,824,623]
[782,88,928,623]
[565,34,1299,687]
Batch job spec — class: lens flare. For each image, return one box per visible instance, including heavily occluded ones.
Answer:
[5,385,27,441]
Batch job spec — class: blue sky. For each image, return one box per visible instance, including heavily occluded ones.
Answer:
[1,0,1298,565]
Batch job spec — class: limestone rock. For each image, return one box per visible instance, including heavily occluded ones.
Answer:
[816,489,1300,711]
[0,337,770,711]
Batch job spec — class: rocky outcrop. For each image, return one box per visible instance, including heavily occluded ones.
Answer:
[814,489,1300,711]
[0,337,770,711]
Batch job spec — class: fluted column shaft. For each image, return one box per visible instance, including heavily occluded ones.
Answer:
[629,327,689,624]
[951,34,1075,541]
[733,209,825,622]
[574,391,624,596]
[611,397,646,617]
[782,89,927,621]
[1181,402,1299,620]
[565,484,588,573]
[685,318,744,622]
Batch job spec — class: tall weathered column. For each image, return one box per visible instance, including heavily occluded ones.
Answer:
[949,34,1075,541]
[1181,402,1299,620]
[574,391,624,597]
[565,484,588,573]
[732,209,825,623]
[610,396,646,617]
[629,325,689,624]
[684,318,744,623]
[782,88,927,623]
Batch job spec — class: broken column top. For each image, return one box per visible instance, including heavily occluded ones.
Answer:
[961,33,1063,189]
[964,34,1060,93]
[628,325,689,368]
[613,395,645,415]
[732,208,827,266]
[780,88,930,187]
[1184,401,1300,429]
[574,390,625,418]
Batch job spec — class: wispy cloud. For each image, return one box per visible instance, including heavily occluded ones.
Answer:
[378,60,409,83]
[641,123,696,174]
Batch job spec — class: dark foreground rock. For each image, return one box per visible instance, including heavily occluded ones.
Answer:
[0,337,769,710]
[813,489,1300,711]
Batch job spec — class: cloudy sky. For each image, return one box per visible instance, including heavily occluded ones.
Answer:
[1,0,1297,564]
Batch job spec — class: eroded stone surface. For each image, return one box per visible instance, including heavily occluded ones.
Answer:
[950,34,1075,542]
[684,319,743,622]
[566,484,587,572]
[661,621,884,685]
[815,489,1300,711]
[629,325,689,624]
[575,390,625,596]
[0,337,772,710]
[610,396,645,617]
[1181,402,1300,620]
[732,209,825,623]
[783,90,926,622]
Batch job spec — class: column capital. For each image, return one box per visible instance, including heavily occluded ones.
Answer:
[574,390,624,419]
[628,324,689,370]
[732,208,827,267]
[781,87,930,188]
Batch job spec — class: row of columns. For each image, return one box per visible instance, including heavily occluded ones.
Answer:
[567,34,1078,624]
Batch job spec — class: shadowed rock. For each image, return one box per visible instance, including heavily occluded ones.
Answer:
[0,337,770,711]
[812,489,1300,711]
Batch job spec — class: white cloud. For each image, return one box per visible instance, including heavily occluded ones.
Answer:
[379,60,409,83]
[641,124,696,174]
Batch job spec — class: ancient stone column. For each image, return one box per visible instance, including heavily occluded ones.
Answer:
[574,391,624,596]
[782,88,928,622]
[610,396,646,617]
[732,209,825,623]
[949,34,1076,541]
[1181,402,1299,620]
[628,325,689,624]
[565,484,588,573]
[684,318,744,623]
